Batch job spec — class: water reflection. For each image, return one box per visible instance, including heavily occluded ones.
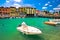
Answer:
[18,32,44,40]
[54,25,60,30]
[24,35,44,40]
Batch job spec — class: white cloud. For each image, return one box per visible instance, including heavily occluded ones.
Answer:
[11,4,35,8]
[6,0,13,2]
[42,7,47,9]
[45,3,48,6]
[48,2,50,4]
[2,0,12,7]
[53,8,60,10]
[12,3,21,8]
[2,0,35,8]
[44,2,50,6]
[57,4,60,7]
[6,0,10,3]
[14,0,22,2]
[2,0,22,7]
[22,4,35,7]
[53,4,60,10]
[49,10,54,13]
[49,5,52,7]
[39,3,40,5]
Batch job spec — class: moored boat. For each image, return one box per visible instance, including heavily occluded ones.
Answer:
[45,19,60,25]
[17,22,42,35]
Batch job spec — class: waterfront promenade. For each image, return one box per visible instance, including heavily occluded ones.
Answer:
[0,15,60,19]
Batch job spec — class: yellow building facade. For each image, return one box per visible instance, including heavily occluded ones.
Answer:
[18,7,36,15]
[10,7,19,17]
[0,7,36,18]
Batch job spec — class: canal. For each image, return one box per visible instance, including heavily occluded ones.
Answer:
[0,18,60,40]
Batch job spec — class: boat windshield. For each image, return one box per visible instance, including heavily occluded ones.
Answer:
[21,22,27,27]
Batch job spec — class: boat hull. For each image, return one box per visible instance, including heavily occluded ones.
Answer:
[17,26,42,35]
[45,22,56,25]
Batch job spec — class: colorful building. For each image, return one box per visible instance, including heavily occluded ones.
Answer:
[18,7,36,17]
[0,7,3,17]
[10,7,19,17]
[36,10,48,16]
[0,7,10,18]
[36,10,40,16]
[54,12,59,16]
[54,8,60,14]
[0,7,36,18]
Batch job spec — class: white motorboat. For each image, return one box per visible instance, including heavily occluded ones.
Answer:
[45,19,60,25]
[17,22,42,35]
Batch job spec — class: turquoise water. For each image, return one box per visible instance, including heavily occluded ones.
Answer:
[0,18,60,40]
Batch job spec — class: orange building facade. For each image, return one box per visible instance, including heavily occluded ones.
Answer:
[0,7,36,18]
[0,7,10,18]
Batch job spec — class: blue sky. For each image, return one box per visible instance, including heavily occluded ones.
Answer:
[0,0,60,12]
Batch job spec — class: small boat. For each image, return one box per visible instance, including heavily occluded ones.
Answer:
[17,22,42,35]
[45,19,60,25]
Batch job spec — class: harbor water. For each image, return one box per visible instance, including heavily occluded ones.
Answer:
[0,18,60,40]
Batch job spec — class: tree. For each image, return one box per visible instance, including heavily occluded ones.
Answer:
[43,10,49,14]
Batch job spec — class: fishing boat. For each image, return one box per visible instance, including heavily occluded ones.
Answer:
[45,19,60,25]
[17,22,42,35]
